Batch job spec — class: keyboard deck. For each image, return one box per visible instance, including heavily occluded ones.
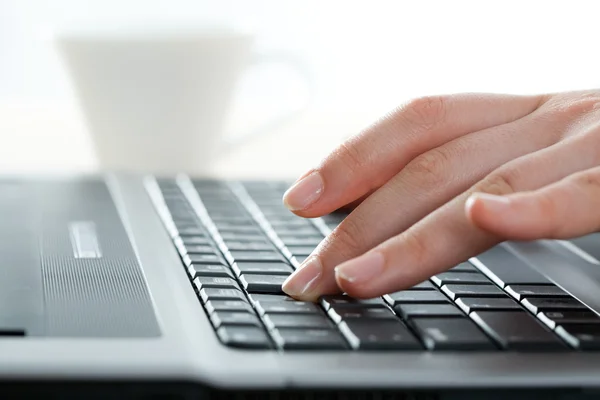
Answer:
[147,178,600,352]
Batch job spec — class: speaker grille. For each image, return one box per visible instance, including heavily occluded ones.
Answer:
[38,179,160,337]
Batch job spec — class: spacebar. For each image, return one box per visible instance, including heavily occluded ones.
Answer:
[472,245,552,287]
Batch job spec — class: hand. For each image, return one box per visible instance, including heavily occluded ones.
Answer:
[279,90,600,301]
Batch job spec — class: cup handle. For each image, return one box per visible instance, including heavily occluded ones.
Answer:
[220,49,315,150]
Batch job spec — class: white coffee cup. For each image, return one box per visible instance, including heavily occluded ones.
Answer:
[57,23,311,175]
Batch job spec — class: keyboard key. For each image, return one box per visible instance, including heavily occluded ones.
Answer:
[233,262,293,276]
[271,328,347,350]
[188,264,234,279]
[226,241,274,251]
[410,317,496,350]
[328,305,396,324]
[230,251,286,262]
[218,226,262,234]
[409,281,436,290]
[275,228,322,237]
[555,323,600,349]
[521,298,587,314]
[217,326,272,349]
[470,311,565,350]
[255,301,320,315]
[249,294,297,303]
[538,310,600,329]
[285,246,317,255]
[320,295,385,310]
[441,284,505,300]
[455,297,521,314]
[505,285,569,301]
[450,262,478,272]
[211,311,261,328]
[394,304,464,319]
[383,291,449,306]
[474,245,553,286]
[199,288,247,303]
[263,313,333,330]
[277,237,324,246]
[205,300,253,314]
[177,227,206,236]
[431,272,489,286]
[183,253,225,266]
[240,274,287,294]
[183,245,215,254]
[193,276,241,291]
[181,236,211,246]
[338,319,421,350]
[219,232,266,241]
[293,255,308,264]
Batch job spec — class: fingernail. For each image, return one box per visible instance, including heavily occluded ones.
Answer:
[282,256,322,297]
[468,192,512,214]
[335,251,385,285]
[282,171,324,211]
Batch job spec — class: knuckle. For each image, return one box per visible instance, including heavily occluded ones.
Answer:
[401,95,447,130]
[543,92,600,123]
[475,171,518,196]
[405,148,452,187]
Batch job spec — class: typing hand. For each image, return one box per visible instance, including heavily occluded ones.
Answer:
[280,91,600,301]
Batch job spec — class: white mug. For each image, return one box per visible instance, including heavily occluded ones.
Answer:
[57,24,312,175]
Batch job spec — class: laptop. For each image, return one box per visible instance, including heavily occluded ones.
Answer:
[1,173,600,398]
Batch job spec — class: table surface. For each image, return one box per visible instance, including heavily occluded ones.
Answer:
[0,100,380,180]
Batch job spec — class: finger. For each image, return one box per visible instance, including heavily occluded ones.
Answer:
[468,166,600,240]
[333,133,600,298]
[283,93,545,217]
[282,103,563,301]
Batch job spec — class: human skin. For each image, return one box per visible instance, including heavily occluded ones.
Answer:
[280,90,600,301]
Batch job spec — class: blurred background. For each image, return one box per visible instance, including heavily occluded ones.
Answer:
[1,0,599,178]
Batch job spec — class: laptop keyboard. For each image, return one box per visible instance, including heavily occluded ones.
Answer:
[148,178,600,352]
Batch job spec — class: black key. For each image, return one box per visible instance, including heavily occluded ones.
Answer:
[269,219,314,228]
[286,245,317,255]
[470,311,565,350]
[181,236,211,246]
[271,328,347,350]
[183,253,225,266]
[338,319,421,350]
[474,245,553,286]
[320,295,385,310]
[233,262,292,277]
[184,245,215,254]
[226,241,274,251]
[278,237,324,246]
[274,227,322,237]
[505,285,569,301]
[555,323,600,349]
[213,221,256,230]
[410,317,495,350]
[249,294,296,303]
[409,281,436,290]
[441,284,505,300]
[455,297,521,314]
[255,301,320,315]
[219,232,266,241]
[450,262,478,272]
[328,305,396,324]
[217,326,272,349]
[193,276,240,291]
[230,251,285,262]
[431,272,489,286]
[263,313,333,330]
[218,226,262,234]
[211,311,261,328]
[188,264,234,279]
[199,288,247,303]
[177,227,206,236]
[394,304,464,319]
[383,291,449,306]
[521,298,587,314]
[210,215,252,223]
[205,300,253,314]
[240,274,287,294]
[538,310,600,329]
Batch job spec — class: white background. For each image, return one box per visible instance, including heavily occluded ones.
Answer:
[1,0,599,177]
